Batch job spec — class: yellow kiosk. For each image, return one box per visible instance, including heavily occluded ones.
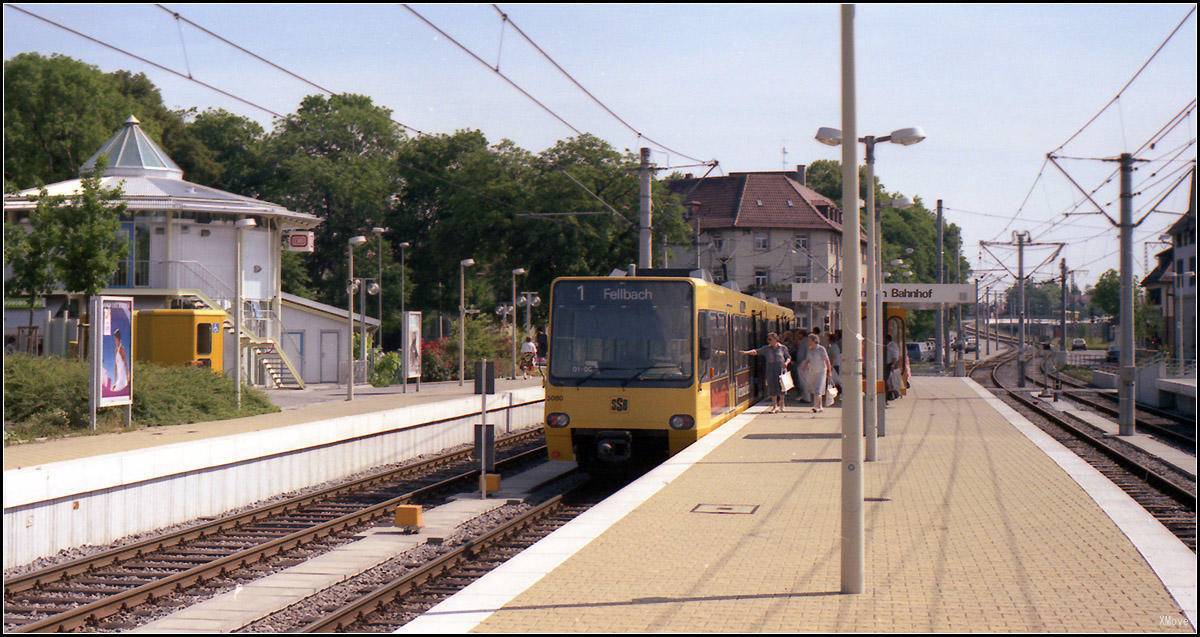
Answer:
[134,309,226,371]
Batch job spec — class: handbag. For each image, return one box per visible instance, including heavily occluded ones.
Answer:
[779,371,794,393]
[826,383,839,404]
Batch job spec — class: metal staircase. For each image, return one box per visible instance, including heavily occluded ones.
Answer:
[174,288,306,390]
[249,338,305,390]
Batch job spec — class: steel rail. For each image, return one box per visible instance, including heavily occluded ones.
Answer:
[6,434,546,633]
[301,489,574,632]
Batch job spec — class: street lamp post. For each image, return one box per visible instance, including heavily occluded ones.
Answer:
[372,227,387,350]
[234,218,257,410]
[347,235,368,400]
[398,241,411,392]
[816,126,924,462]
[517,291,541,334]
[511,268,527,379]
[459,258,475,386]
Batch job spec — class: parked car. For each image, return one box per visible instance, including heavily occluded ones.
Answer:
[964,337,978,352]
[1106,344,1119,363]
[1071,338,1087,351]
[906,342,924,363]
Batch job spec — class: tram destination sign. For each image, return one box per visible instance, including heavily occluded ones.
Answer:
[554,280,691,306]
[792,283,973,305]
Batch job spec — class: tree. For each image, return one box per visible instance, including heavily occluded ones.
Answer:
[3,210,59,329]
[3,54,131,189]
[1089,269,1120,317]
[38,159,129,349]
[261,94,403,309]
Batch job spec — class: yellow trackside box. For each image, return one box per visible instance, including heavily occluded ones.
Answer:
[134,309,226,372]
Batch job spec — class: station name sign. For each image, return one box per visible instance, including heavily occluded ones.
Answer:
[792,283,973,304]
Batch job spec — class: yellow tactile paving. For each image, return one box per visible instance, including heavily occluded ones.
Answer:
[475,378,1190,632]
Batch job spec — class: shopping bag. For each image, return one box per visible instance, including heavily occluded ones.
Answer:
[779,371,794,393]
[825,384,838,407]
[887,368,902,392]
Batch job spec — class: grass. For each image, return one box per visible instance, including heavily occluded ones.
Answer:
[1059,365,1094,384]
[3,354,278,445]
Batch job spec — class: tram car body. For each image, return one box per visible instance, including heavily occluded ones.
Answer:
[543,274,794,471]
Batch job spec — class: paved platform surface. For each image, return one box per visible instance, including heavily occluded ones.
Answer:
[3,378,541,470]
[407,377,1193,633]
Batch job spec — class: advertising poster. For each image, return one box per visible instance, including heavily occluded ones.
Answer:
[405,311,422,379]
[99,296,134,407]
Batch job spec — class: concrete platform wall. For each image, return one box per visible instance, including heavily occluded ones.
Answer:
[3,388,543,569]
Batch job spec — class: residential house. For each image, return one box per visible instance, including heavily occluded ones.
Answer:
[665,165,858,329]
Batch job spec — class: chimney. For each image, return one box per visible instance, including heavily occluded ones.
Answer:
[795,164,807,186]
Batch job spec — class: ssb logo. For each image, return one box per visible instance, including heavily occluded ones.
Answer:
[610,397,629,412]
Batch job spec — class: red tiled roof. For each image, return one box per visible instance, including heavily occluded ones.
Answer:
[668,171,848,234]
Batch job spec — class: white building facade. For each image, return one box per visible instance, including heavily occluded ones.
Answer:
[3,116,376,386]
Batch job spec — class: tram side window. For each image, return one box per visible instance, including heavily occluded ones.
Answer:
[699,311,730,381]
[734,316,750,372]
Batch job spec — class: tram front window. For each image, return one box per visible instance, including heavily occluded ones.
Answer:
[550,280,693,388]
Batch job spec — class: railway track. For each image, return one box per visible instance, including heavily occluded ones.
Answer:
[964,326,1196,449]
[3,427,547,633]
[971,350,1196,551]
[301,479,608,633]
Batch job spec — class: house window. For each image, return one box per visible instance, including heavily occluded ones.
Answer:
[794,266,811,283]
[712,236,725,253]
[755,233,769,250]
[793,234,809,251]
[754,268,769,287]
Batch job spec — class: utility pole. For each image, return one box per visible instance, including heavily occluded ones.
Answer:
[974,278,981,362]
[1060,258,1068,354]
[864,137,879,463]
[1117,152,1135,436]
[935,199,944,370]
[639,147,653,270]
[985,287,991,356]
[837,3,864,595]
[1017,231,1027,388]
[955,242,964,377]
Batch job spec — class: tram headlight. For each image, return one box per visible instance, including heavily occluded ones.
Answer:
[547,412,571,428]
[668,414,694,430]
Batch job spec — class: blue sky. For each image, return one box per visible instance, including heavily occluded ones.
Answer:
[5,4,1196,288]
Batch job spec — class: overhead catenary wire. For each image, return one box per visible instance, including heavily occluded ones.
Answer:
[154,3,427,135]
[491,4,715,168]
[5,4,286,118]
[402,4,582,136]
[1052,5,1196,152]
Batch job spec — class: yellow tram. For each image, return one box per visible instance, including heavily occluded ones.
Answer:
[543,273,794,471]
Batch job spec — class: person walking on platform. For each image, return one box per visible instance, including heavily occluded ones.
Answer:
[792,328,810,403]
[800,333,832,413]
[741,332,792,414]
[828,330,842,398]
[520,336,538,379]
[535,328,548,366]
[884,333,902,401]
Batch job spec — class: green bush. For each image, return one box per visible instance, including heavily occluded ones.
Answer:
[370,351,402,387]
[422,315,514,382]
[3,354,278,444]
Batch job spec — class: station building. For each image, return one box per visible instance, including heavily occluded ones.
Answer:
[3,115,377,387]
[665,166,859,329]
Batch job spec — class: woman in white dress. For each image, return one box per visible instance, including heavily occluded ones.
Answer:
[799,333,832,413]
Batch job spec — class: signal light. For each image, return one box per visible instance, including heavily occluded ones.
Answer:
[547,412,570,428]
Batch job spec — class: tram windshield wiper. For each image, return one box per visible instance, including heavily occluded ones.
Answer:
[620,363,679,387]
